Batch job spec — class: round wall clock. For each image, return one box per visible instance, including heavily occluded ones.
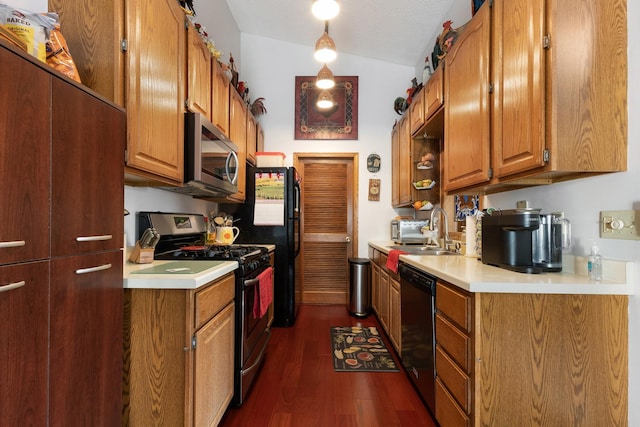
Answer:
[367,153,381,173]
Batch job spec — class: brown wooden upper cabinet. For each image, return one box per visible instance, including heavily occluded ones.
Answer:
[50,0,187,185]
[227,88,248,202]
[409,87,425,135]
[443,3,491,192]
[423,65,444,124]
[411,65,444,137]
[246,111,257,166]
[212,58,231,138]
[187,20,212,120]
[444,0,627,194]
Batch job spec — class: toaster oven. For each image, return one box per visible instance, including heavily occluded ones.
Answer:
[391,219,429,244]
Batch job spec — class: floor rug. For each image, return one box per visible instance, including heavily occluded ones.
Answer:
[330,326,399,372]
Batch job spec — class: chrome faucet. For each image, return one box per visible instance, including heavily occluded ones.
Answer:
[430,207,451,248]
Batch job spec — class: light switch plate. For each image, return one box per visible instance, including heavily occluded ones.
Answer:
[600,210,640,240]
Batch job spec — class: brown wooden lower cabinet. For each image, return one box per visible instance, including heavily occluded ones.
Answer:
[50,252,124,426]
[0,261,49,426]
[435,280,628,426]
[123,272,235,426]
[369,247,401,355]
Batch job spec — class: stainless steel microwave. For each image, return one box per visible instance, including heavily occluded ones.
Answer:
[165,112,239,198]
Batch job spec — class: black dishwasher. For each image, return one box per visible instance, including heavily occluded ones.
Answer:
[399,262,436,416]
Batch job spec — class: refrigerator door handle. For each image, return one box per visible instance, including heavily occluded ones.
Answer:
[294,183,301,257]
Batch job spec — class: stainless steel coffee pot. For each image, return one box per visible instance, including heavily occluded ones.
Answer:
[533,212,571,271]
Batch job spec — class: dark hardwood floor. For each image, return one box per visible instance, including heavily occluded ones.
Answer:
[220,304,437,427]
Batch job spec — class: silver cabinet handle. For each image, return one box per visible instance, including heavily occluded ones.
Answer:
[76,235,113,242]
[75,263,112,275]
[0,281,26,293]
[0,240,26,249]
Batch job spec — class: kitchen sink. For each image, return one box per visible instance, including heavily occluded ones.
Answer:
[388,245,459,256]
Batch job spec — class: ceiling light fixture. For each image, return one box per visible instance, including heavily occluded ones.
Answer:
[316,89,335,109]
[311,0,340,21]
[316,64,335,89]
[314,21,337,63]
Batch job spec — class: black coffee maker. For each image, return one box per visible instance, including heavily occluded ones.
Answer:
[481,209,571,273]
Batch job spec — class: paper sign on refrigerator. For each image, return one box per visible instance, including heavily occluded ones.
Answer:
[253,171,285,225]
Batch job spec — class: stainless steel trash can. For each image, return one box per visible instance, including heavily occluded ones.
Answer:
[348,258,370,317]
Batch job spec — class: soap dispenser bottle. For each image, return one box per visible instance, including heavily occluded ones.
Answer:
[588,244,602,281]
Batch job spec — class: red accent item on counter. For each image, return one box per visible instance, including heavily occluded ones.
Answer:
[386,250,408,274]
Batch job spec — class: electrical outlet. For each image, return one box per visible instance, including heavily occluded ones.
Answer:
[516,200,529,209]
[600,210,640,240]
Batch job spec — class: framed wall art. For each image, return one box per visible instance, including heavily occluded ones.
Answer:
[294,75,358,140]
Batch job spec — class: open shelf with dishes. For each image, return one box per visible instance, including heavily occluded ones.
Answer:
[411,133,441,210]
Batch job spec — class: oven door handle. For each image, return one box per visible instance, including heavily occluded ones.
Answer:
[241,328,271,374]
[244,277,259,288]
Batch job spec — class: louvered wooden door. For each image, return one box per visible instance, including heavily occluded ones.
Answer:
[294,154,358,304]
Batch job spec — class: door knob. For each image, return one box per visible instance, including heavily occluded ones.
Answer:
[345,236,351,243]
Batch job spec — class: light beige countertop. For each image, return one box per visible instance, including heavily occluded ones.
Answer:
[123,259,238,290]
[369,241,633,295]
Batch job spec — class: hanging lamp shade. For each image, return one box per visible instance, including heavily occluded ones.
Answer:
[314,30,337,63]
[312,0,340,20]
[316,64,335,89]
[316,89,335,109]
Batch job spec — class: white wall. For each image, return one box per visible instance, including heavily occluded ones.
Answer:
[239,34,414,258]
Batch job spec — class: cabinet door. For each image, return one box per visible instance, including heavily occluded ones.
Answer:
[409,89,425,135]
[194,302,235,427]
[125,0,185,182]
[0,47,50,265]
[424,65,444,120]
[379,269,390,331]
[187,21,212,119]
[212,59,230,137]
[389,277,401,353]
[398,115,412,206]
[0,261,49,426]
[492,0,545,178]
[51,78,125,257]
[391,124,400,207]
[371,262,380,315]
[48,0,124,105]
[228,88,247,201]
[246,111,257,165]
[49,251,123,427]
[444,4,491,191]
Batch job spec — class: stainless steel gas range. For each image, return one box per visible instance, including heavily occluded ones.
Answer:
[137,211,272,406]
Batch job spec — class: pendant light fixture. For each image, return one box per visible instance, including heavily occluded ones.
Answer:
[316,89,335,109]
[316,64,335,89]
[312,0,340,21]
[314,21,336,63]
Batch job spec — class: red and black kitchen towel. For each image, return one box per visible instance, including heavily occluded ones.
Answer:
[253,267,273,319]
[385,250,408,273]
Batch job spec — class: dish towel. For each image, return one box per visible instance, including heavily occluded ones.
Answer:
[386,249,408,274]
[253,266,273,319]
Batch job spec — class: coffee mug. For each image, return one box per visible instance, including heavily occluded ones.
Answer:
[215,226,240,245]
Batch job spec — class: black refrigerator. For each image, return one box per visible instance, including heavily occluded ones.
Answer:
[220,165,301,327]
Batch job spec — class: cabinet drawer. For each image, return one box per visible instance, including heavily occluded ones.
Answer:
[436,282,471,332]
[436,377,470,427]
[194,273,235,330]
[435,313,471,372]
[436,344,470,412]
[380,252,388,269]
